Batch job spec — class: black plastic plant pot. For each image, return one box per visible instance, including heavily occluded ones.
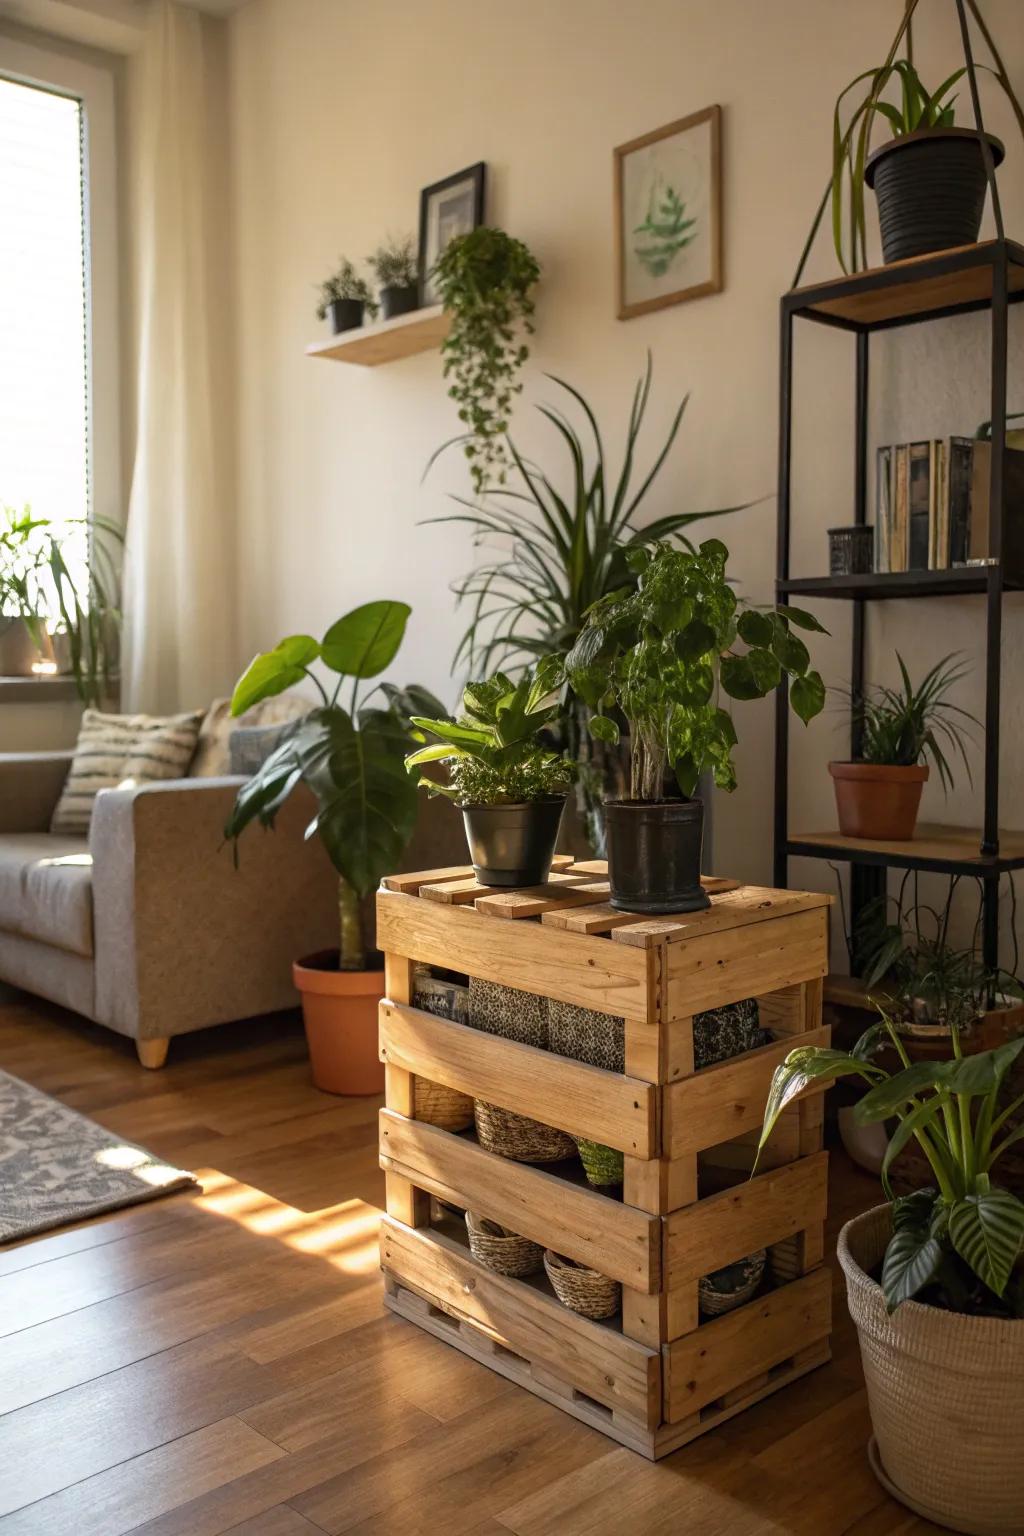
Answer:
[462,798,566,888]
[328,298,365,334]
[865,128,1005,265]
[605,798,710,915]
[379,285,419,321]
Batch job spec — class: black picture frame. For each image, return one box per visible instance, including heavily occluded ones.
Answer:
[418,162,487,306]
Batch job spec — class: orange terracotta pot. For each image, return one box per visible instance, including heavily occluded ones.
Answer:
[293,951,385,1096]
[829,761,929,841]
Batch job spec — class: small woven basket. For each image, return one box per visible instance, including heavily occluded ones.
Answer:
[543,1249,621,1320]
[474,1100,577,1163]
[413,1077,474,1132]
[576,1137,624,1188]
[548,1001,624,1072]
[699,1249,766,1318]
[465,1211,544,1277]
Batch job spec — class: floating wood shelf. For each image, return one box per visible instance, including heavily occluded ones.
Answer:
[787,824,1024,874]
[376,860,833,1460]
[306,304,450,366]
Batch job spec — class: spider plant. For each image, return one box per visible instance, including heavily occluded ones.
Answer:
[838,652,978,790]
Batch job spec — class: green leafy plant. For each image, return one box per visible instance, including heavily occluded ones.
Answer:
[432,226,540,496]
[0,505,50,648]
[367,235,418,290]
[838,652,977,790]
[315,257,377,321]
[405,660,573,807]
[633,178,697,276]
[225,601,445,971]
[565,540,827,800]
[757,1013,1024,1316]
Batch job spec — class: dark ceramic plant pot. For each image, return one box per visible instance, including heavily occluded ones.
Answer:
[328,298,365,334]
[379,284,419,320]
[605,798,710,915]
[462,797,566,887]
[865,128,1005,265]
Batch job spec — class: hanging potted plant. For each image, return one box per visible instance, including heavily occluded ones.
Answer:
[367,234,420,321]
[431,225,540,497]
[226,600,445,1095]
[405,661,573,887]
[315,257,377,334]
[757,1013,1024,1534]
[830,653,977,842]
[565,540,827,913]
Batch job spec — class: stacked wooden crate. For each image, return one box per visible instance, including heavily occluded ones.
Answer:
[376,858,832,1460]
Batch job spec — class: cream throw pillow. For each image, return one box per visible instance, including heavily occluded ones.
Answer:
[51,709,205,836]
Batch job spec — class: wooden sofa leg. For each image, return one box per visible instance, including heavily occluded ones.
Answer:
[136,1037,169,1069]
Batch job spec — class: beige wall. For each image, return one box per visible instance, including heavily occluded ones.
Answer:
[226,0,1024,956]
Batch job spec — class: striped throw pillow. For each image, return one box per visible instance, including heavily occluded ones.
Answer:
[50,709,205,836]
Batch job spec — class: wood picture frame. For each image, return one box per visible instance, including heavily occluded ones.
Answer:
[614,105,722,320]
[418,162,487,306]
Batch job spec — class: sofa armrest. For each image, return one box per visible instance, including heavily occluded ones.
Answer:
[89,776,339,1040]
[0,752,73,833]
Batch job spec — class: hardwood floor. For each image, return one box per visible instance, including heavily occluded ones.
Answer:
[0,991,942,1536]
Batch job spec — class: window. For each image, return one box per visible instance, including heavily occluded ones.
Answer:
[0,33,121,620]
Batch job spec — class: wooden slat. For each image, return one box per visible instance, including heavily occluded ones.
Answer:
[474,879,610,920]
[378,1110,659,1292]
[381,866,473,894]
[663,1026,830,1157]
[379,1218,660,1430]
[664,907,829,1018]
[542,903,655,936]
[376,887,650,1018]
[379,1002,656,1157]
[663,1268,831,1421]
[415,857,576,904]
[611,887,831,948]
[664,1152,829,1287]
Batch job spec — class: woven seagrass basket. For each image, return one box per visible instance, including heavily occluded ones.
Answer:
[412,1077,474,1132]
[465,1212,544,1277]
[699,1249,765,1318]
[838,1203,1024,1536]
[474,1100,576,1163]
[543,1249,620,1320]
[575,1137,624,1188]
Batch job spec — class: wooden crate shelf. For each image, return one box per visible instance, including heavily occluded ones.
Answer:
[377,860,833,1460]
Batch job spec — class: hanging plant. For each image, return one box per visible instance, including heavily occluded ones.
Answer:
[431,226,540,496]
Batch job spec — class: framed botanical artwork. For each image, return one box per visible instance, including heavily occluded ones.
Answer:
[613,105,722,320]
[418,162,487,305]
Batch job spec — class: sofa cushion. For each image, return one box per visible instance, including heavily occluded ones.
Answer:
[51,709,204,836]
[0,834,94,957]
[191,695,312,777]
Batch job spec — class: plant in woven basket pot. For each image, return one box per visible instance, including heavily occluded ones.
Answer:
[225,600,445,1095]
[406,659,573,887]
[756,1012,1024,1533]
[829,653,977,842]
[565,539,827,914]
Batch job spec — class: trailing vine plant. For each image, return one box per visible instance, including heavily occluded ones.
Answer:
[431,226,540,496]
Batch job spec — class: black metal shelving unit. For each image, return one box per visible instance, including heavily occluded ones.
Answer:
[773,233,1024,974]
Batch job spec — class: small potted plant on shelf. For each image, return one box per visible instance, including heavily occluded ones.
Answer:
[830,653,977,842]
[405,660,573,887]
[757,1011,1024,1533]
[367,234,420,321]
[315,257,377,334]
[0,505,48,675]
[565,539,827,914]
[431,225,540,497]
[226,600,445,1095]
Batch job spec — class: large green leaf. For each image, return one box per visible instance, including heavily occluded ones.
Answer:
[882,1219,944,1311]
[949,1189,1024,1297]
[223,729,305,839]
[944,1037,1024,1096]
[755,1047,880,1166]
[230,635,320,717]
[321,600,411,679]
[854,1060,950,1123]
[737,609,775,648]
[775,604,829,635]
[791,670,826,724]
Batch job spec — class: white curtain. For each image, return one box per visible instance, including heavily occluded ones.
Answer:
[122,0,237,713]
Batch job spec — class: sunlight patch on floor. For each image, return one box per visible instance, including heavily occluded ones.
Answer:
[191,1167,382,1274]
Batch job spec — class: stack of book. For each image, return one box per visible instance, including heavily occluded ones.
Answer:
[875,438,979,573]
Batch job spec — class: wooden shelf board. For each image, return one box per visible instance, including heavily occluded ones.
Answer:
[780,568,1021,601]
[787,824,1024,872]
[306,304,450,366]
[787,239,1024,331]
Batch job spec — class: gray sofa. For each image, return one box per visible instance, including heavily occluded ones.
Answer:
[0,750,461,1067]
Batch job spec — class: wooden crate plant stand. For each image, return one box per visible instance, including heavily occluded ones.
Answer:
[376,861,833,1460]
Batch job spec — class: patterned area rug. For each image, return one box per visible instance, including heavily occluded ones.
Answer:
[0,1070,197,1242]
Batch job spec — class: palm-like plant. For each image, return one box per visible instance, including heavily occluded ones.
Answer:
[839,652,978,791]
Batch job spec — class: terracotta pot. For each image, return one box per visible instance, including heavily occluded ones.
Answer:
[829,761,928,840]
[293,950,385,1095]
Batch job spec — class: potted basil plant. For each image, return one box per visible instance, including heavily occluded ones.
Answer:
[406,660,573,887]
[226,600,444,1095]
[566,540,826,914]
[756,1014,1024,1534]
